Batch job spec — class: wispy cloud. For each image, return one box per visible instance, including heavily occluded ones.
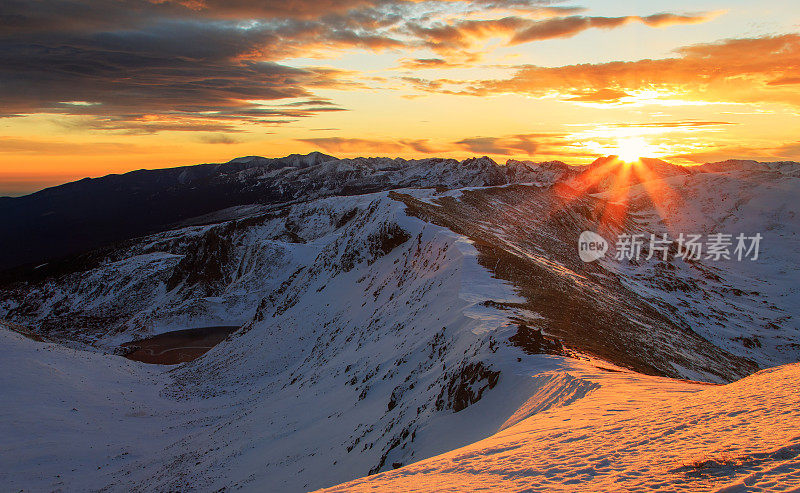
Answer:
[610,121,736,128]
[298,137,448,155]
[403,10,720,57]
[199,134,240,145]
[670,140,800,163]
[454,133,573,156]
[565,89,632,103]
[402,34,800,107]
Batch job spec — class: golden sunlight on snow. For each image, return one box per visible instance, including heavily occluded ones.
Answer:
[320,361,800,492]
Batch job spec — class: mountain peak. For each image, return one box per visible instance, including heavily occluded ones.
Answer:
[226,151,337,169]
[283,151,338,167]
[587,155,688,176]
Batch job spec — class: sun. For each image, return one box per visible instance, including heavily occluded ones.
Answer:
[614,137,658,163]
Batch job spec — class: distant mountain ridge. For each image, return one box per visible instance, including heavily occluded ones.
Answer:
[0,152,568,271]
[1,152,796,272]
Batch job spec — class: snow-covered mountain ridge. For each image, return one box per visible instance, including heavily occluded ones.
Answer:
[0,152,575,271]
[1,154,798,491]
[0,193,549,491]
[321,360,800,492]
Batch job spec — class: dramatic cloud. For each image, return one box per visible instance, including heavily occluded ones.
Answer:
[0,0,388,33]
[405,34,800,107]
[151,0,396,21]
[404,11,718,56]
[466,2,584,15]
[0,2,403,131]
[510,12,718,44]
[0,0,726,136]
[0,18,356,130]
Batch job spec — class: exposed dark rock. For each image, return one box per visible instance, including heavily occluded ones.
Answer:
[436,361,500,413]
[166,225,234,296]
[368,224,411,258]
[508,324,565,355]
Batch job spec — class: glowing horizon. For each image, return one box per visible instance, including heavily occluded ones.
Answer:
[1,0,800,196]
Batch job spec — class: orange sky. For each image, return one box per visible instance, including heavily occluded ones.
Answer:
[1,0,800,195]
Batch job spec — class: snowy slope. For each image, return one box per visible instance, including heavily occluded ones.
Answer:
[5,323,799,493]
[599,162,800,370]
[0,193,540,491]
[0,329,179,491]
[1,157,799,492]
[321,360,800,492]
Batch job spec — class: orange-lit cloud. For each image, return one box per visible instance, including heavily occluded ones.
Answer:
[453,133,588,158]
[455,135,536,155]
[396,54,482,70]
[400,139,444,154]
[565,89,632,103]
[298,137,448,155]
[423,34,800,107]
[0,0,729,141]
[405,11,718,56]
[510,12,720,44]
